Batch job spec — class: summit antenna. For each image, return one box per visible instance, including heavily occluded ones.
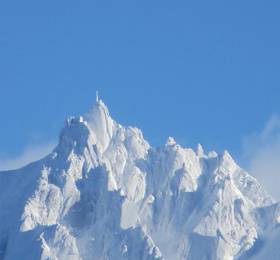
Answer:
[96,90,99,102]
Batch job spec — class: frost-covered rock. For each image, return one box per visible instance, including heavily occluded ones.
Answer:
[0,98,277,259]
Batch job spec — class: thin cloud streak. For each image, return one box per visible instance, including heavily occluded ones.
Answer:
[0,141,56,171]
[243,115,280,200]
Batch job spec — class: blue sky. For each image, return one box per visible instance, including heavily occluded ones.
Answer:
[1,0,280,174]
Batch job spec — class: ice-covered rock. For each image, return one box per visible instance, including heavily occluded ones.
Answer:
[0,98,277,260]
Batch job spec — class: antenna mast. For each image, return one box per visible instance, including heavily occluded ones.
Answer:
[96,90,99,102]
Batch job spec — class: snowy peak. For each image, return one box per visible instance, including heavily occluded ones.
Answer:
[165,136,176,146]
[56,97,115,156]
[84,98,116,152]
[196,143,205,157]
[0,98,278,260]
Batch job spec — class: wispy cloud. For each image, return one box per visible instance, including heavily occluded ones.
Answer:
[0,141,57,171]
[243,115,280,200]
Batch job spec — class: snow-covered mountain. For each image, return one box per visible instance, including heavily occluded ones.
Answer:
[1,97,280,260]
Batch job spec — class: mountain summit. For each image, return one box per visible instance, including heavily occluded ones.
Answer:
[0,99,279,260]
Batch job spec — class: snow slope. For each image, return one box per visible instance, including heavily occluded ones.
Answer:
[0,97,278,260]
